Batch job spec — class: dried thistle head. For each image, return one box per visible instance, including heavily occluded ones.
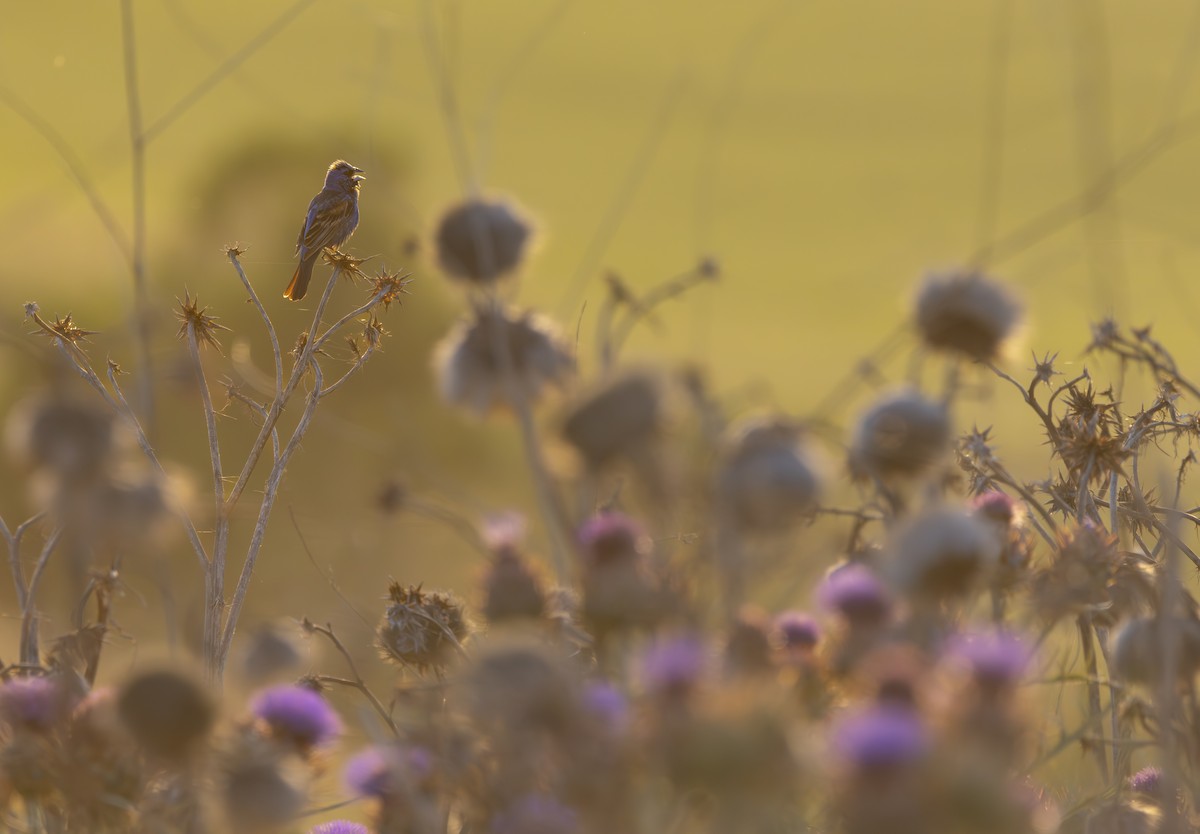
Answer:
[216,731,309,834]
[323,249,372,281]
[116,668,215,762]
[378,583,470,673]
[887,507,1001,600]
[434,197,534,286]
[1029,522,1121,622]
[715,415,822,534]
[433,306,574,417]
[370,269,414,310]
[562,369,664,468]
[175,291,231,352]
[460,635,577,736]
[1110,616,1200,687]
[914,269,1022,361]
[851,388,951,481]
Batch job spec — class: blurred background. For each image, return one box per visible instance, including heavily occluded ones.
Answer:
[2,0,1200,688]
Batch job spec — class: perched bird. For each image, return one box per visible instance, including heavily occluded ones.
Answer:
[284,160,365,301]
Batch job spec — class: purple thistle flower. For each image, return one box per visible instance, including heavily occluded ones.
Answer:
[490,794,580,834]
[817,563,891,627]
[250,685,342,749]
[944,631,1032,692]
[775,611,821,650]
[0,676,61,732]
[971,490,1020,526]
[641,634,707,696]
[1128,766,1163,797]
[581,680,629,732]
[832,706,928,771]
[345,745,433,799]
[309,823,369,834]
[577,512,650,566]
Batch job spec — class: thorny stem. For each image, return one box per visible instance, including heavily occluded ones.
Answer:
[1077,617,1110,783]
[306,620,398,736]
[229,250,283,395]
[19,527,63,665]
[1,511,46,610]
[188,322,230,682]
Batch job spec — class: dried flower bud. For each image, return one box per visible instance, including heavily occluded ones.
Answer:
[378,583,470,672]
[888,507,1000,599]
[482,548,547,623]
[462,637,576,734]
[850,389,950,480]
[577,512,663,632]
[1110,616,1200,686]
[434,197,534,285]
[914,269,1022,361]
[716,416,822,533]
[117,669,215,761]
[562,370,663,467]
[5,393,116,479]
[434,306,574,416]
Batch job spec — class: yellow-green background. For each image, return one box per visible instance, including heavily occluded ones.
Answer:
[2,0,1199,681]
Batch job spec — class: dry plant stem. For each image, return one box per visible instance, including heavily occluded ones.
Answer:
[229,251,283,394]
[484,296,572,583]
[307,621,398,735]
[224,267,341,512]
[188,323,230,681]
[320,345,378,398]
[19,527,63,665]
[216,360,325,675]
[1077,616,1110,783]
[1,511,46,610]
[610,266,713,359]
[227,388,281,463]
[119,0,155,432]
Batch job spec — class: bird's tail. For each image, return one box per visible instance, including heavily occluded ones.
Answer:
[285,256,316,301]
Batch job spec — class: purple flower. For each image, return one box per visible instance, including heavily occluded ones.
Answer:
[345,745,433,799]
[250,685,342,749]
[832,706,928,771]
[775,611,821,650]
[817,563,891,626]
[1128,766,1163,796]
[581,680,628,731]
[309,823,369,834]
[577,512,650,567]
[944,631,1031,691]
[490,794,580,834]
[971,490,1020,525]
[0,676,61,732]
[641,634,707,695]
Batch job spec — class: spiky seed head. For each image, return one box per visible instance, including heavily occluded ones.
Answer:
[377,583,470,672]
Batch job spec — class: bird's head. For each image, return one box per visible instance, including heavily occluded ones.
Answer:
[325,160,366,191]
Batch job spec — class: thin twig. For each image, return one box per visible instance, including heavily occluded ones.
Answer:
[305,620,398,736]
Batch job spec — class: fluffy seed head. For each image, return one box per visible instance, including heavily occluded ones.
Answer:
[914,269,1022,360]
[715,416,821,533]
[888,507,1001,599]
[249,685,342,751]
[850,388,950,480]
[434,306,574,416]
[435,197,534,285]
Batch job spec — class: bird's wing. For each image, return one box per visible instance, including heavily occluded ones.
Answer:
[296,191,356,255]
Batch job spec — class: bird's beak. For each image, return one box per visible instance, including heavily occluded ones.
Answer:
[351,168,366,181]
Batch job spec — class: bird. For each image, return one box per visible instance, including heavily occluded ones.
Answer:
[284,160,365,301]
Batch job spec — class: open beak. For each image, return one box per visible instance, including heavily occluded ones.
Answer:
[351,168,366,182]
